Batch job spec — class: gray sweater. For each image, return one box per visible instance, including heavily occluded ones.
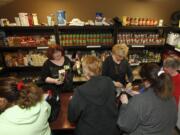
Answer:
[117,88,177,135]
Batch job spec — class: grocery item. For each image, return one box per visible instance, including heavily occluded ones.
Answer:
[57,10,66,26]
[95,12,103,26]
[122,16,159,26]
[14,17,21,26]
[19,13,29,26]
[32,13,39,25]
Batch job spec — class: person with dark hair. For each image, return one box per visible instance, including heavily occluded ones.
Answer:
[0,77,51,135]
[41,44,73,93]
[117,63,177,135]
[68,55,119,135]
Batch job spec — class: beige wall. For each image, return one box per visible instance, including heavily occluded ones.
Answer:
[0,0,179,25]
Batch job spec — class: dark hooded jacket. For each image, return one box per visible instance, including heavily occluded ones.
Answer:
[68,76,119,135]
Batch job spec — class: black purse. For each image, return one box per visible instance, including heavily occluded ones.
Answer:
[46,90,61,122]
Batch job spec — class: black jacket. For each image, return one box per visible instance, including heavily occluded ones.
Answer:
[68,76,119,135]
[102,56,133,85]
[117,88,177,135]
[41,56,73,93]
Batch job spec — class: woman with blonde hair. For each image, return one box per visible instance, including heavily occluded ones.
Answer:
[102,43,133,88]
[68,55,119,135]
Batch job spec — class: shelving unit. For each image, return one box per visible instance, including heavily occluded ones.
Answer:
[165,44,180,53]
[117,26,166,67]
[63,45,112,51]
[0,26,55,79]
[0,26,55,36]
[0,25,179,83]
[58,25,115,49]
[165,26,180,54]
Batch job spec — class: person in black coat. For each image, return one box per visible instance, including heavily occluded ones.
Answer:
[41,45,73,94]
[68,55,119,135]
[102,44,133,89]
[117,63,177,135]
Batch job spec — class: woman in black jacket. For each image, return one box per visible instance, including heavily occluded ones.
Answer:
[102,44,133,89]
[41,45,73,93]
[68,55,119,135]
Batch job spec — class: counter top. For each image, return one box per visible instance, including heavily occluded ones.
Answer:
[50,92,75,130]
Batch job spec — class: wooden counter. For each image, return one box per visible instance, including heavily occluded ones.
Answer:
[50,86,140,131]
[50,92,75,130]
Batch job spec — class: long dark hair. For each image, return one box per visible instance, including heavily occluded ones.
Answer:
[0,77,43,109]
[140,63,173,100]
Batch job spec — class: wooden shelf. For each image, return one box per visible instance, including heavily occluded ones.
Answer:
[58,25,114,31]
[0,26,55,36]
[0,26,54,31]
[119,26,167,31]
[166,44,180,53]
[128,44,164,49]
[168,27,180,32]
[0,46,48,51]
[63,45,112,50]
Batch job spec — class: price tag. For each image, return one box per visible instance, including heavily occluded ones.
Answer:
[131,45,145,48]
[130,63,140,66]
[37,46,48,50]
[86,45,101,48]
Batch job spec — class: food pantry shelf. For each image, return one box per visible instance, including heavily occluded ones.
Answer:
[128,44,164,48]
[0,46,49,51]
[63,45,112,50]
[166,44,180,53]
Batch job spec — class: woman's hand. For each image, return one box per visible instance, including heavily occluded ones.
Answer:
[120,94,128,104]
[113,81,123,88]
[54,79,64,85]
[45,77,63,85]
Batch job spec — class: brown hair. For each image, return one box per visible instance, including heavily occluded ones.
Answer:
[140,63,173,100]
[46,45,65,60]
[163,56,180,70]
[112,44,129,58]
[0,77,43,109]
[82,55,102,77]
